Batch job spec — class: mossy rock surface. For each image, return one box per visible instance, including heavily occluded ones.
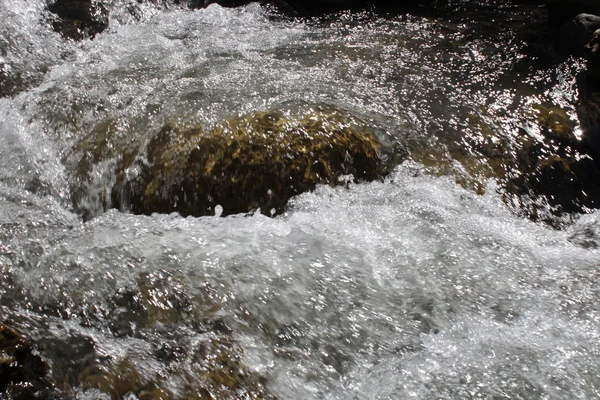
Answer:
[492,104,600,224]
[112,108,383,217]
[1,322,46,392]
[578,92,600,155]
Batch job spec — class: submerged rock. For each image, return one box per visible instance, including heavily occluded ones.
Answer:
[501,105,600,224]
[577,92,600,155]
[5,267,276,399]
[267,0,373,15]
[0,322,67,399]
[69,270,273,399]
[48,0,109,40]
[111,108,384,217]
[78,333,275,400]
[410,103,600,226]
[0,64,26,98]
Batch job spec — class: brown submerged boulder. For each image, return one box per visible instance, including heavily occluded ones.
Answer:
[578,92,600,156]
[74,269,275,399]
[503,104,600,224]
[409,102,600,226]
[112,108,384,217]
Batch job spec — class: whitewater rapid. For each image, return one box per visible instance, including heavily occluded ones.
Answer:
[0,1,598,399]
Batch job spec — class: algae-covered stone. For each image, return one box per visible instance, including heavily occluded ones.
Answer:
[112,108,383,217]
[577,91,600,155]
[13,267,276,399]
[500,104,600,224]
[556,13,600,54]
[545,0,600,28]
[107,270,223,337]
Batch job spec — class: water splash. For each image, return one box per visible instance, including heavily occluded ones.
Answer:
[0,2,598,399]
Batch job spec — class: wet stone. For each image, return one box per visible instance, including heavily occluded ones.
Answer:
[546,0,600,28]
[578,92,600,154]
[48,0,109,41]
[0,64,25,98]
[4,268,278,399]
[110,107,384,218]
[74,273,277,399]
[502,104,600,225]
[0,322,67,399]
[585,28,600,85]
[105,270,221,336]
[77,332,276,400]
[409,102,600,226]
[557,13,600,55]
[42,333,99,393]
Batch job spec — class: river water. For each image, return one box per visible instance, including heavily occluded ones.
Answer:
[0,1,599,399]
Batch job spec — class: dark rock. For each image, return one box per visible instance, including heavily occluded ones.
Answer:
[269,0,370,15]
[577,92,600,156]
[198,0,259,8]
[557,13,600,55]
[48,0,109,41]
[1,322,47,386]
[568,217,600,247]
[546,0,600,28]
[585,28,600,82]
[111,108,384,217]
[503,104,600,225]
[410,102,600,226]
[0,63,25,98]
[509,154,600,220]
[269,0,433,16]
[41,333,98,393]
[74,270,275,399]
[0,322,68,400]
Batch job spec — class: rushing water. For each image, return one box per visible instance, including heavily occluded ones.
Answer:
[1,1,599,399]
